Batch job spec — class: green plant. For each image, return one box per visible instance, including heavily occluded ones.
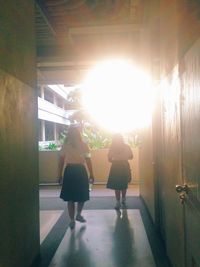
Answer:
[127,133,141,148]
[59,130,68,145]
[47,143,58,150]
[82,127,111,150]
[59,126,111,150]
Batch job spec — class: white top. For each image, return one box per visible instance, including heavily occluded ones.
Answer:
[60,142,91,168]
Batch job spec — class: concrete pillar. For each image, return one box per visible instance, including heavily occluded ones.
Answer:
[41,120,45,141]
[54,123,58,141]
[0,2,39,267]
[41,85,45,99]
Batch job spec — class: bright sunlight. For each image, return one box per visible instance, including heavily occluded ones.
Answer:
[81,59,154,133]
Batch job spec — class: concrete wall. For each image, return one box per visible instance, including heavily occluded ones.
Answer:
[39,148,139,184]
[0,2,39,267]
[39,151,60,183]
[139,126,155,221]
[140,1,200,267]
[138,0,159,224]
[91,148,139,184]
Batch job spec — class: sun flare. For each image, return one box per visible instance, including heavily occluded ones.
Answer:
[82,59,154,133]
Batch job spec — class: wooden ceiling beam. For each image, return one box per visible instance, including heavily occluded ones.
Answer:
[35,0,57,37]
[68,24,140,36]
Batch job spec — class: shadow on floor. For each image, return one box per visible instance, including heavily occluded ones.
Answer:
[33,194,172,267]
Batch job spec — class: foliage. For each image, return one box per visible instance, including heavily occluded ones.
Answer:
[127,133,141,148]
[67,88,81,104]
[82,127,112,150]
[68,109,89,124]
[58,126,111,150]
[39,142,59,151]
[41,87,141,150]
[66,88,82,109]
[47,143,58,150]
[59,130,68,145]
[60,87,112,150]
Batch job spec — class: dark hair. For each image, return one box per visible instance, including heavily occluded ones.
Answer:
[110,133,124,148]
[66,127,83,148]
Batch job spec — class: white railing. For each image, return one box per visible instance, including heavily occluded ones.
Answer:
[38,97,76,125]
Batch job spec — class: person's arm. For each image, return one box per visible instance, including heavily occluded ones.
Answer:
[127,145,133,160]
[85,157,94,183]
[58,155,64,184]
[108,149,113,162]
[58,155,64,177]
[58,143,65,184]
[83,143,94,183]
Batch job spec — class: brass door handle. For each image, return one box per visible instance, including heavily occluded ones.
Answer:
[175,184,189,204]
[175,184,189,194]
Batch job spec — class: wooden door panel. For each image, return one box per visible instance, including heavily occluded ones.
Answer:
[158,65,185,267]
[185,199,200,267]
[181,38,200,267]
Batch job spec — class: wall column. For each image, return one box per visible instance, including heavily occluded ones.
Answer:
[0,2,40,267]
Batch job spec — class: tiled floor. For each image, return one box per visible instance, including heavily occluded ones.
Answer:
[40,210,64,243]
[39,184,139,198]
[39,184,170,267]
[48,210,156,267]
[39,184,139,245]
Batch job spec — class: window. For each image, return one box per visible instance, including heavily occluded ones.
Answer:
[38,120,43,141]
[45,121,54,141]
[44,87,54,103]
[56,96,64,108]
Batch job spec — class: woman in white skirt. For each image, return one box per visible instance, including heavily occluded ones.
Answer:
[59,127,94,229]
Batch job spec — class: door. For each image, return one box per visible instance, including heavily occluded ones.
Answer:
[155,65,185,267]
[178,39,200,267]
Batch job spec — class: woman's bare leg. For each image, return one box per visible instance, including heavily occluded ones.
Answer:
[76,202,86,222]
[68,201,75,221]
[121,189,127,207]
[115,190,121,201]
[122,189,127,199]
[115,190,121,209]
[77,202,84,215]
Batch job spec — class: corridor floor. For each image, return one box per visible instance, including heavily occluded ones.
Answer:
[38,185,170,267]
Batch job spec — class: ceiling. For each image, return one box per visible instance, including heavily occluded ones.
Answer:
[35,0,144,85]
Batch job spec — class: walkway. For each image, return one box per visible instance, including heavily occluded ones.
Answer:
[36,185,170,267]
